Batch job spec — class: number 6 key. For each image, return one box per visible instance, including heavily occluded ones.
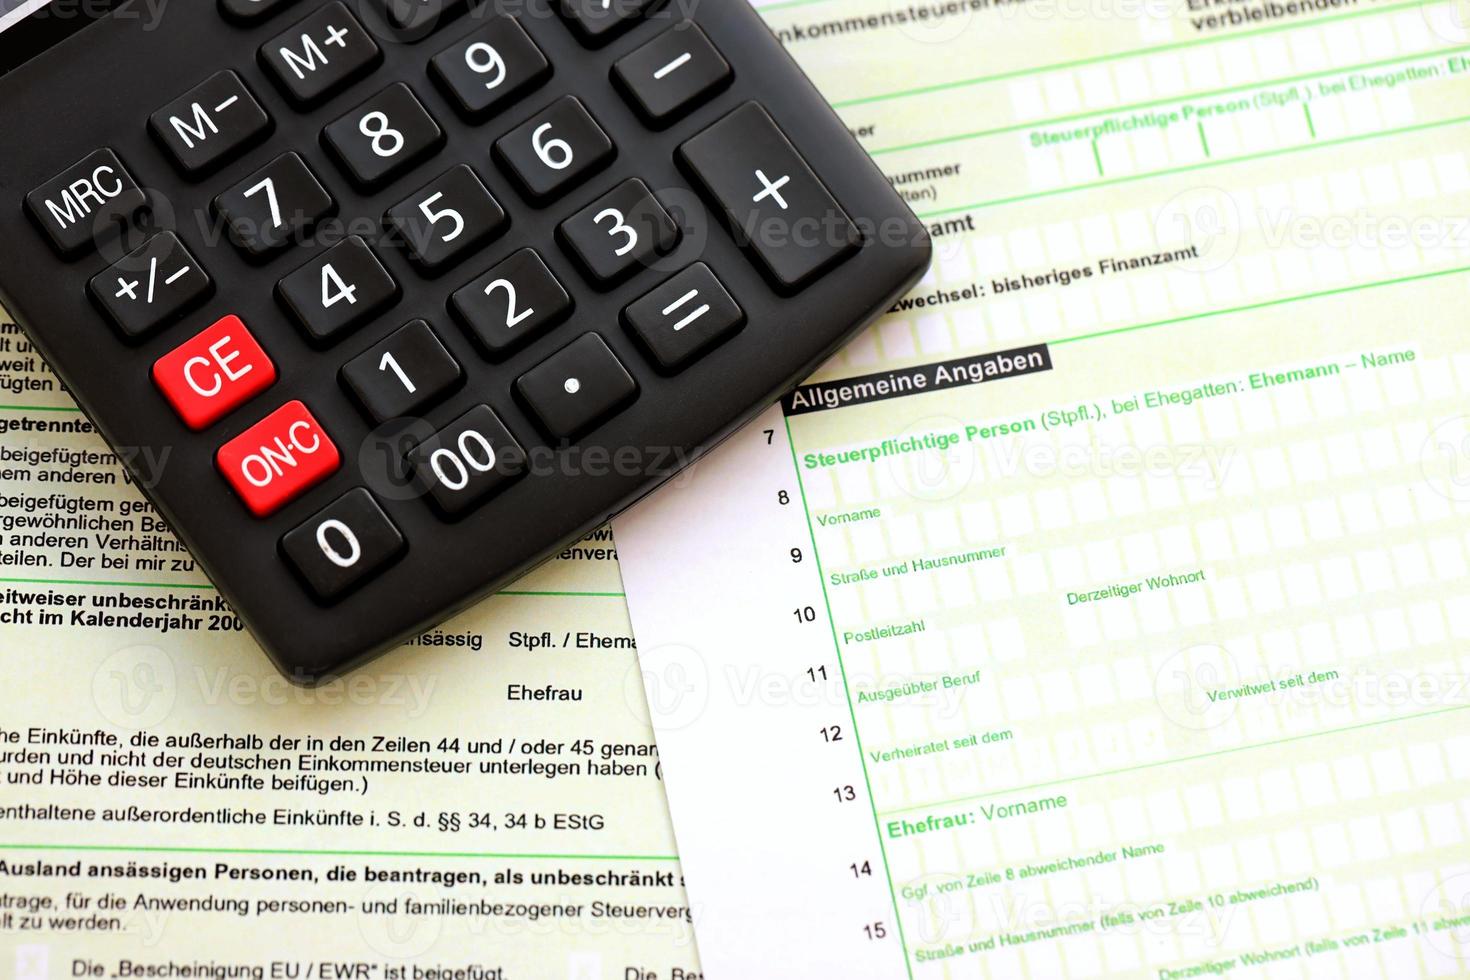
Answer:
[492,95,614,203]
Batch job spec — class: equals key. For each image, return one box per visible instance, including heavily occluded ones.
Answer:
[625,263,745,373]
[613,24,732,125]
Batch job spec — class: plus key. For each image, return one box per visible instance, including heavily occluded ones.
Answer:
[678,102,860,293]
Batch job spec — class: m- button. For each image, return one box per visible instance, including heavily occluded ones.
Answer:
[25,148,149,258]
[149,71,273,177]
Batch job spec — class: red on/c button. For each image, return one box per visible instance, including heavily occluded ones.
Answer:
[216,401,340,517]
[153,315,276,430]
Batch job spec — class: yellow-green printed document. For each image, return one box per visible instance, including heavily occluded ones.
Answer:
[0,317,695,976]
[617,0,1470,977]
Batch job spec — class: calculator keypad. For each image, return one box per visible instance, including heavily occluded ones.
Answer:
[153,315,277,430]
[89,232,213,339]
[260,2,381,106]
[149,71,272,178]
[0,0,933,675]
[216,400,341,517]
[613,24,731,125]
[558,178,680,287]
[428,18,550,120]
[341,319,463,423]
[323,83,444,190]
[450,248,572,359]
[385,165,509,273]
[516,333,638,439]
[282,488,405,601]
[407,405,527,516]
[277,236,399,344]
[214,152,337,259]
[493,96,614,203]
[25,149,148,258]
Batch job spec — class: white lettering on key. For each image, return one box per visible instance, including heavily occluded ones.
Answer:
[241,422,323,487]
[752,169,791,211]
[654,52,692,80]
[662,288,710,332]
[316,519,362,568]
[184,336,253,399]
[170,103,220,149]
[280,24,349,80]
[43,165,124,230]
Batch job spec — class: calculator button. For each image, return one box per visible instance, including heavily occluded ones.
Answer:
[558,178,679,287]
[612,23,731,125]
[428,17,550,120]
[282,489,405,601]
[624,263,744,372]
[450,248,572,360]
[323,83,444,190]
[560,0,663,45]
[515,334,637,440]
[149,71,272,178]
[678,102,859,292]
[213,152,337,259]
[380,0,470,33]
[153,315,277,431]
[493,96,614,203]
[277,236,399,345]
[217,401,341,517]
[25,149,148,258]
[385,165,508,273]
[220,0,300,22]
[88,232,212,340]
[260,1,381,107]
[407,405,526,516]
[341,319,463,423]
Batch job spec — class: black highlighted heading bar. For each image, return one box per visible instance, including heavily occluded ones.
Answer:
[783,344,1052,416]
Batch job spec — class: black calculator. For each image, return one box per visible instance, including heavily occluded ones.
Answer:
[0,0,930,680]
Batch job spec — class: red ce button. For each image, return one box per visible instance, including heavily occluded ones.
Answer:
[153,315,276,430]
[216,401,340,517]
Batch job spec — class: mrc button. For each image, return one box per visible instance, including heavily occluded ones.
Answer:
[217,401,340,517]
[25,149,149,258]
[153,315,277,431]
